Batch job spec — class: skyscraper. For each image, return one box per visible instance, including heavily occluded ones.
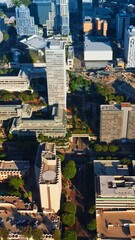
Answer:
[124,25,135,68]
[60,0,70,35]
[116,13,130,40]
[45,39,66,109]
[15,5,38,36]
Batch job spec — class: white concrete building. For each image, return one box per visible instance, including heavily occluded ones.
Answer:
[0,69,30,92]
[10,105,66,138]
[45,39,67,109]
[124,25,135,68]
[0,103,32,122]
[37,143,61,213]
[15,5,38,36]
[84,36,113,69]
[0,160,29,182]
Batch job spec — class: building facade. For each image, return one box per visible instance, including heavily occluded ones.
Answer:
[124,25,135,68]
[37,143,61,213]
[10,105,66,138]
[60,0,70,35]
[15,5,38,36]
[45,39,67,109]
[100,102,135,143]
[0,160,29,182]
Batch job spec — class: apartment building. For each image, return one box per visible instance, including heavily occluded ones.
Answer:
[15,5,38,36]
[124,25,135,68]
[0,160,29,182]
[100,102,135,143]
[45,39,67,110]
[0,103,32,121]
[36,142,61,213]
[10,105,66,138]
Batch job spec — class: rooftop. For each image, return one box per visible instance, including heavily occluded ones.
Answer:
[21,34,46,50]
[84,36,112,52]
[46,39,64,50]
[94,160,129,176]
[97,210,135,239]
[97,175,135,197]
[0,160,29,171]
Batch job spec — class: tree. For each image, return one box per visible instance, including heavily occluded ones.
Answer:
[22,226,32,239]
[2,32,9,41]
[9,177,24,190]
[62,230,77,240]
[120,158,131,165]
[0,227,9,240]
[58,154,65,162]
[62,160,76,179]
[88,205,95,215]
[62,201,76,214]
[109,145,119,152]
[53,229,61,240]
[2,54,9,65]
[8,133,13,140]
[61,212,75,226]
[94,144,102,152]
[32,228,43,240]
[87,219,97,231]
[102,145,108,152]
[12,0,31,6]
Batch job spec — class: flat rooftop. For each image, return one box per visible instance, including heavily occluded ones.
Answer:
[0,160,29,171]
[84,36,112,52]
[46,39,64,50]
[21,35,46,50]
[97,175,135,197]
[94,160,129,176]
[97,210,135,239]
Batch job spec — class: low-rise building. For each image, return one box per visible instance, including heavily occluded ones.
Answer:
[0,160,29,181]
[10,105,66,138]
[0,103,32,121]
[84,36,113,69]
[35,142,61,213]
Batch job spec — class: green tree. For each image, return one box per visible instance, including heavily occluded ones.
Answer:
[2,32,9,41]
[30,92,39,101]
[87,219,97,231]
[102,145,108,152]
[88,205,95,215]
[62,160,76,179]
[22,226,32,239]
[58,154,65,161]
[62,230,77,240]
[109,145,119,152]
[61,212,75,226]
[62,201,76,214]
[94,144,102,152]
[2,54,9,65]
[1,93,15,101]
[9,177,24,190]
[12,0,31,6]
[32,228,43,240]
[8,133,13,140]
[53,229,61,240]
[120,158,131,165]
[0,227,9,240]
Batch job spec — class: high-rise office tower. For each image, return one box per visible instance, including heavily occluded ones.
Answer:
[83,17,93,34]
[45,39,66,109]
[116,13,130,40]
[124,25,135,68]
[30,0,52,25]
[15,5,38,36]
[100,103,135,143]
[46,0,57,35]
[60,0,70,35]
[95,18,108,36]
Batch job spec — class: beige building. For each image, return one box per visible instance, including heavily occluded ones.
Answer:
[36,143,62,213]
[83,17,93,34]
[100,102,135,143]
[0,160,29,182]
[95,18,108,36]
